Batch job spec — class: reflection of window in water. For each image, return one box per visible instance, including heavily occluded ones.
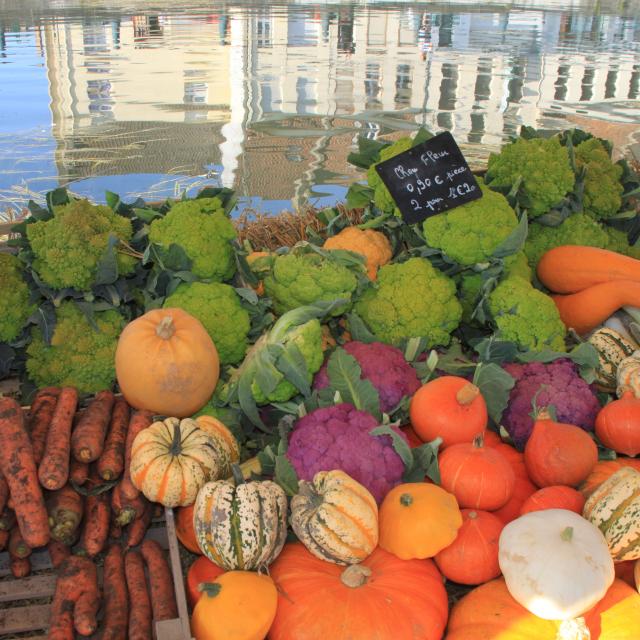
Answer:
[184,82,208,104]
[87,79,113,120]
[395,64,412,106]
[554,64,569,101]
[257,12,272,48]
[439,63,458,111]
[581,65,595,101]
[337,9,355,54]
[434,14,454,47]
[133,15,163,40]
[365,63,382,109]
[630,65,640,100]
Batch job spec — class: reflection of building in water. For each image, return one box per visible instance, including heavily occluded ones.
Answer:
[36,4,640,203]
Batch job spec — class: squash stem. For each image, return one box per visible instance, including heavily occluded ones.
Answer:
[156,316,176,340]
[560,526,574,542]
[340,564,372,588]
[399,493,413,507]
[456,383,480,406]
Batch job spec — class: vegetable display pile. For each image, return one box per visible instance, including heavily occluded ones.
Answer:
[3,125,640,639]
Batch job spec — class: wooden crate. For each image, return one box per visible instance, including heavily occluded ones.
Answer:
[0,508,192,640]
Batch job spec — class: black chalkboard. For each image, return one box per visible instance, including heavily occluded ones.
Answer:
[374,131,482,224]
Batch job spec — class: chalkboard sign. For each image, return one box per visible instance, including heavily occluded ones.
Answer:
[374,131,482,224]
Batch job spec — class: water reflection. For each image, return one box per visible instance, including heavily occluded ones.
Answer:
[0,1,639,215]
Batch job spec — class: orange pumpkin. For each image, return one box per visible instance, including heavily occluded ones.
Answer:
[492,474,538,524]
[115,308,219,417]
[409,376,488,449]
[524,410,598,488]
[378,482,462,560]
[269,543,448,640]
[191,571,277,640]
[186,556,225,607]
[596,391,640,456]
[580,459,640,498]
[519,485,585,516]
[439,433,515,511]
[435,509,504,585]
[176,504,201,555]
[447,577,640,639]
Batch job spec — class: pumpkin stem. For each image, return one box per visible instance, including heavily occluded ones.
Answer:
[456,383,480,406]
[169,420,182,457]
[399,493,413,507]
[472,432,485,449]
[198,582,223,598]
[340,564,372,588]
[560,526,574,542]
[468,511,478,519]
[156,316,176,340]
[231,463,246,487]
[556,617,590,640]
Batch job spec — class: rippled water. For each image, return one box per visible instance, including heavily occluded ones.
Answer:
[0,0,639,216]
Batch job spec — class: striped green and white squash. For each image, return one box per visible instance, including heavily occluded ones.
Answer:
[290,470,378,566]
[582,466,640,561]
[193,474,287,570]
[589,328,636,392]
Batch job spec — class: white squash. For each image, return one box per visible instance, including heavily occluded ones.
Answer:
[498,509,614,621]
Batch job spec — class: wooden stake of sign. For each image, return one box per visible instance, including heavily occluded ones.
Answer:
[374,131,482,224]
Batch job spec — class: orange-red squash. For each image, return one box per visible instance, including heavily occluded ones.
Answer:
[596,392,640,456]
[519,485,585,515]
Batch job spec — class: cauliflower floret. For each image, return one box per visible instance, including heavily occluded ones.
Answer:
[488,276,566,352]
[366,137,413,216]
[26,301,124,393]
[0,254,35,343]
[355,257,461,348]
[164,281,250,365]
[148,197,236,281]
[286,403,406,503]
[423,180,519,265]
[26,199,135,291]
[485,136,575,218]
[263,252,358,316]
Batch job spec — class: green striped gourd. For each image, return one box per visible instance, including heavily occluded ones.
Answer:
[130,417,227,508]
[617,351,640,398]
[290,470,378,565]
[582,467,640,561]
[589,328,636,392]
[193,470,287,570]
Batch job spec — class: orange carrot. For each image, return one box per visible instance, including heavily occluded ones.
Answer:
[49,556,100,640]
[71,390,115,463]
[102,544,129,640]
[125,551,152,640]
[27,386,60,465]
[48,539,71,569]
[140,539,178,621]
[0,397,50,548]
[97,397,130,481]
[47,484,84,546]
[9,524,31,559]
[120,410,153,500]
[538,245,640,294]
[0,475,8,514]
[69,458,89,486]
[125,498,152,549]
[112,483,147,527]
[81,487,110,557]
[0,528,8,551]
[552,280,640,335]
[0,507,16,531]
[38,387,78,491]
[10,554,31,578]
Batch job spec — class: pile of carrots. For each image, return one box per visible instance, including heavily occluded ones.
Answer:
[0,390,178,639]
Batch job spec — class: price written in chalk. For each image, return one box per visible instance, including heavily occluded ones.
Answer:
[374,131,482,224]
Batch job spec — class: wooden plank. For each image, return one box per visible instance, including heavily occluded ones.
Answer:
[0,549,51,577]
[0,574,56,602]
[164,507,192,640]
[0,603,50,635]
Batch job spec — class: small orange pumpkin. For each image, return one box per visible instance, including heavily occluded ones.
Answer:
[519,485,585,516]
[378,482,462,559]
[435,509,504,585]
[115,308,219,417]
[596,391,640,456]
[492,474,538,524]
[186,556,225,607]
[190,571,277,640]
[439,433,515,511]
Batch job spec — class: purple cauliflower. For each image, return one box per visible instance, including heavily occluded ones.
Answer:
[502,359,601,450]
[286,403,406,503]
[314,341,421,413]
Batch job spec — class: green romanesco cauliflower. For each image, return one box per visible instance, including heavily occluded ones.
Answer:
[575,138,623,220]
[423,179,518,265]
[26,301,124,393]
[0,254,35,342]
[148,197,236,281]
[251,318,324,404]
[367,137,413,216]
[355,257,462,347]
[164,281,250,365]
[504,251,532,281]
[264,252,359,316]
[488,275,566,352]
[26,199,136,290]
[603,226,640,260]
[485,136,575,218]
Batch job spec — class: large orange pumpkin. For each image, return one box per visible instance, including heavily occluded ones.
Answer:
[378,483,462,560]
[269,543,448,640]
[446,577,640,639]
[115,308,219,417]
[176,504,200,554]
[186,556,225,607]
[435,509,504,585]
